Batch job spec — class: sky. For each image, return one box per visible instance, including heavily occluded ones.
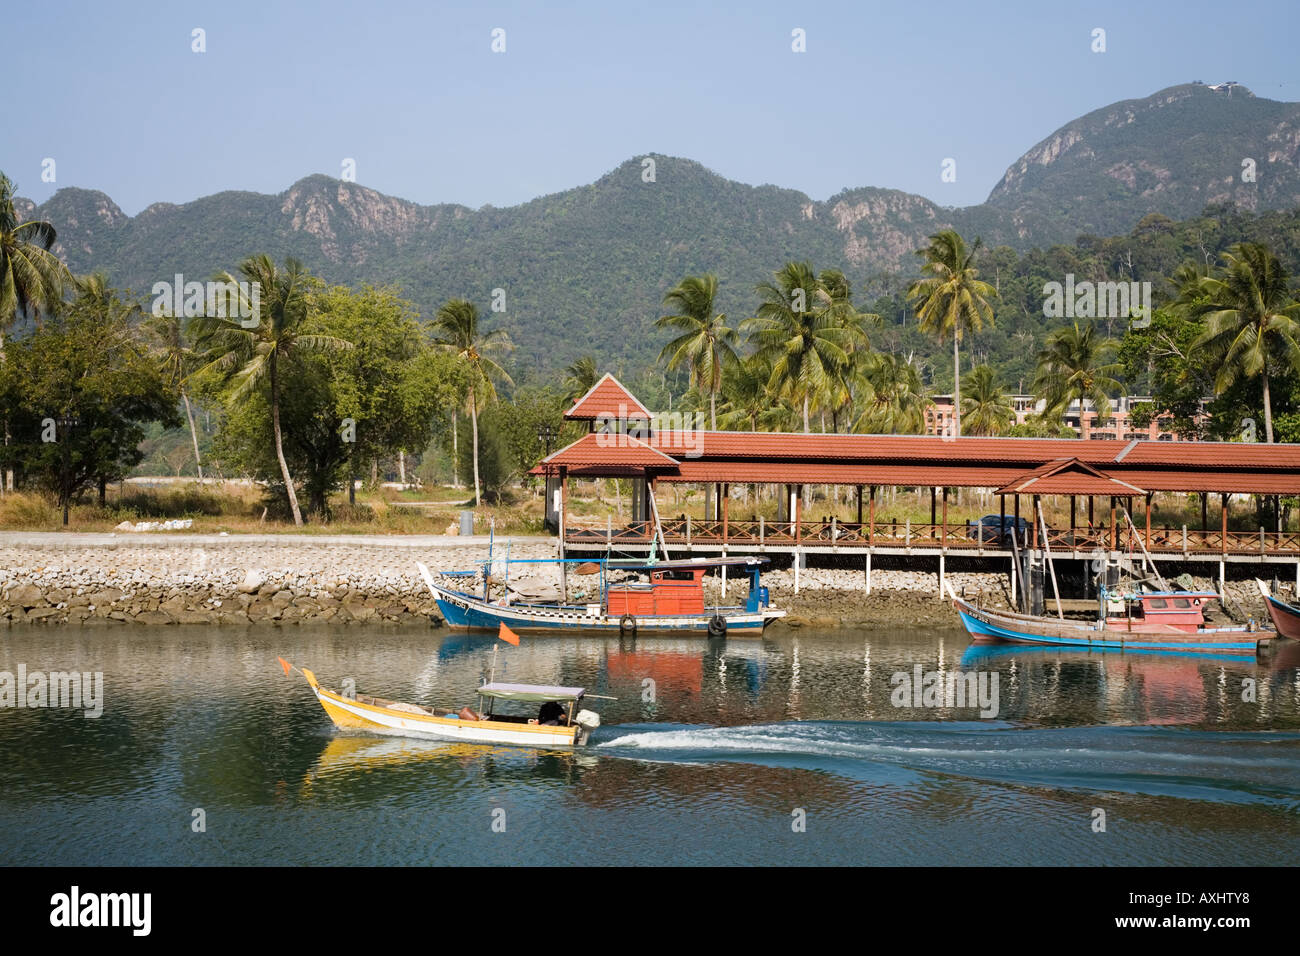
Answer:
[3,0,1297,215]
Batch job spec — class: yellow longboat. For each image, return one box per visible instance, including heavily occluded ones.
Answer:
[295,666,604,747]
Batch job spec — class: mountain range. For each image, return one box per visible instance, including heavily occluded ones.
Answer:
[14,82,1300,380]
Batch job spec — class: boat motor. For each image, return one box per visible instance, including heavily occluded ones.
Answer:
[574,709,601,744]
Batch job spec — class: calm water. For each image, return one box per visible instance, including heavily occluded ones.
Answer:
[2,624,1299,866]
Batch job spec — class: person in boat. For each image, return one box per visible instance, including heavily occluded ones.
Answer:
[537,700,566,726]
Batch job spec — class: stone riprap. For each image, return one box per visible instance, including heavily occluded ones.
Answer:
[0,534,557,627]
[0,533,1276,630]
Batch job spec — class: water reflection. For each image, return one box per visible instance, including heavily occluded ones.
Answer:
[1,624,1298,866]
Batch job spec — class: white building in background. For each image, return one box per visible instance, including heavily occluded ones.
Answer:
[925,395,1209,440]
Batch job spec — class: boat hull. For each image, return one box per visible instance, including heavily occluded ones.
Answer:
[1261,591,1300,640]
[427,580,782,635]
[954,599,1263,655]
[305,674,580,747]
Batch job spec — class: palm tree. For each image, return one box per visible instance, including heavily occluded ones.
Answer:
[1192,243,1300,443]
[192,255,352,525]
[561,355,599,407]
[907,230,998,437]
[142,305,205,481]
[1031,321,1122,434]
[744,262,860,432]
[432,299,512,507]
[717,353,790,431]
[657,274,739,430]
[0,173,66,330]
[1,173,69,492]
[853,353,929,434]
[961,364,1015,436]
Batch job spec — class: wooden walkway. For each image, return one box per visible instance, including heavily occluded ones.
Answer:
[566,518,1300,561]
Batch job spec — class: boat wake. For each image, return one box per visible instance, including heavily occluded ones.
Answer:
[596,721,1300,807]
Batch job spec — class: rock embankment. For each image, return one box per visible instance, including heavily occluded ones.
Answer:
[0,538,556,627]
[0,535,1281,629]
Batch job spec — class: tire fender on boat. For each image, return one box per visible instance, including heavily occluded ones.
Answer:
[619,614,637,636]
[708,614,727,637]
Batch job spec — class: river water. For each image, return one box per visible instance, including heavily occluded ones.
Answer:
[2,624,1298,866]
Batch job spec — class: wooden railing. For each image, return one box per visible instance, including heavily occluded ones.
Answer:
[566,518,1300,556]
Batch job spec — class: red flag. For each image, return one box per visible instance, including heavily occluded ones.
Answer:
[497,623,520,646]
[277,656,292,677]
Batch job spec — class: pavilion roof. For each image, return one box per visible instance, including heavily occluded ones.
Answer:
[564,373,652,421]
[992,458,1146,497]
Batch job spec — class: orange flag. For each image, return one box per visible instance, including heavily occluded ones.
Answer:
[497,623,520,646]
[277,657,292,677]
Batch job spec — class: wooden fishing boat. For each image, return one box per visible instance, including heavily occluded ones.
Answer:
[952,590,1268,655]
[418,555,784,636]
[1256,579,1300,640]
[288,664,605,747]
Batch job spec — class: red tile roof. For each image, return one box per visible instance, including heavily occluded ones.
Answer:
[536,432,676,470]
[993,459,1146,496]
[564,373,652,421]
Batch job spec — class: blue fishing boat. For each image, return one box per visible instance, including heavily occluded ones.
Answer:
[952,589,1267,655]
[417,555,785,636]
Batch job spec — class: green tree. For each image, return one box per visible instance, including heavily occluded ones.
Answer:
[853,353,929,435]
[1192,242,1300,443]
[961,364,1015,436]
[561,355,598,406]
[0,282,178,519]
[744,262,861,432]
[1032,321,1122,432]
[907,230,998,437]
[142,302,206,481]
[0,172,67,331]
[192,255,352,525]
[431,298,513,507]
[718,353,792,431]
[657,274,740,430]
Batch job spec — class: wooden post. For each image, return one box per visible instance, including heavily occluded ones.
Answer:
[1069,496,1076,549]
[856,485,863,525]
[930,485,937,530]
[722,483,729,543]
[794,486,802,545]
[560,466,569,604]
[938,552,945,601]
[1201,492,1208,534]
[759,515,764,549]
[1110,496,1117,551]
[686,514,692,548]
[941,486,948,547]
[1145,491,1152,551]
[865,549,872,595]
[869,486,876,544]
[1032,495,1041,549]
[1014,495,1021,547]
[1221,493,1229,556]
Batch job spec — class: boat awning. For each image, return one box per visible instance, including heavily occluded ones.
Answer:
[477,682,585,702]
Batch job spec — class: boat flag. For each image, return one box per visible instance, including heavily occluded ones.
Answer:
[277,656,292,677]
[497,623,520,646]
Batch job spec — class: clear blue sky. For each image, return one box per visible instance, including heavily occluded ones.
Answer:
[3,0,1296,215]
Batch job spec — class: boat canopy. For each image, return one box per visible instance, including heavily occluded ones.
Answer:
[477,682,585,702]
